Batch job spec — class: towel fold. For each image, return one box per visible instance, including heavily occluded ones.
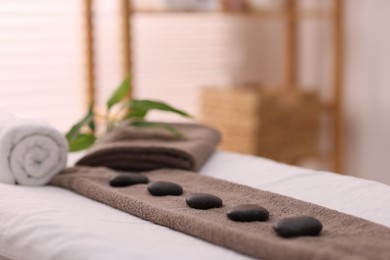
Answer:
[76,123,221,171]
[0,113,68,185]
[51,167,390,260]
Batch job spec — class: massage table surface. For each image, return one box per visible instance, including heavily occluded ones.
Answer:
[0,151,389,260]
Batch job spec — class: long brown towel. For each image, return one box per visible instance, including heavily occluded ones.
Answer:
[50,167,390,260]
[76,123,220,171]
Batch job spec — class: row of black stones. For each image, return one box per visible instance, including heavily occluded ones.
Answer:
[109,174,323,238]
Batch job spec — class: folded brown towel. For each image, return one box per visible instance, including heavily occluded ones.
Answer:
[76,123,221,171]
[51,167,390,260]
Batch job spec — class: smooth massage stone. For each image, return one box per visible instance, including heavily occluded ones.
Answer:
[273,216,323,238]
[147,181,183,196]
[227,204,269,222]
[109,174,149,187]
[186,193,223,210]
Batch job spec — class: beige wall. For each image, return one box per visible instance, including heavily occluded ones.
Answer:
[344,0,390,184]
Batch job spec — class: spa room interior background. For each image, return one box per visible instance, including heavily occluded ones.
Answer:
[0,0,389,185]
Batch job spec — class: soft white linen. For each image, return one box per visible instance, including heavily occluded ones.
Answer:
[0,151,389,260]
[0,113,67,185]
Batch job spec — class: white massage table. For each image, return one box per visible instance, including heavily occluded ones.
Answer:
[0,151,389,260]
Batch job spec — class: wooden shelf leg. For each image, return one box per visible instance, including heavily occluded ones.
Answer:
[120,0,133,99]
[332,0,344,173]
[284,0,298,91]
[83,0,95,107]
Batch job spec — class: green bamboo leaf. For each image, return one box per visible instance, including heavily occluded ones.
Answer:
[65,106,94,141]
[88,106,96,133]
[68,134,96,152]
[107,76,131,109]
[131,121,184,138]
[123,109,148,119]
[129,99,192,118]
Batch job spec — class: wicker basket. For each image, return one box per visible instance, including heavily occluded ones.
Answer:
[200,86,321,163]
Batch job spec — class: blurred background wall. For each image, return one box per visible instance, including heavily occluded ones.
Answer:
[0,0,85,130]
[0,0,389,184]
[344,0,390,184]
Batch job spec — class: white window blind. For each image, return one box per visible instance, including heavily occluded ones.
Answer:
[133,14,285,120]
[94,0,124,107]
[0,0,85,131]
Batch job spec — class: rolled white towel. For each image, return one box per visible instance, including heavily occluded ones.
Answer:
[0,114,68,185]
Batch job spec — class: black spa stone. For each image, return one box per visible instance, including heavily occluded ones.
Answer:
[109,174,149,187]
[227,204,269,222]
[147,181,183,196]
[273,216,323,238]
[186,193,223,210]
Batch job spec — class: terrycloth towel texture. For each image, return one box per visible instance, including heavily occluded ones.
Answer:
[76,123,221,171]
[0,113,68,185]
[51,167,390,260]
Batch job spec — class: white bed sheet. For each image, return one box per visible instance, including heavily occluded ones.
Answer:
[0,151,389,260]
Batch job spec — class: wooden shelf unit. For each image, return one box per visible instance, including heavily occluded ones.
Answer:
[83,0,344,173]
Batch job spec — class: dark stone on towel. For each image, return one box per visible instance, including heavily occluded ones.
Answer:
[273,216,323,238]
[147,181,183,196]
[109,174,149,187]
[186,193,223,210]
[52,167,390,260]
[227,204,269,222]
